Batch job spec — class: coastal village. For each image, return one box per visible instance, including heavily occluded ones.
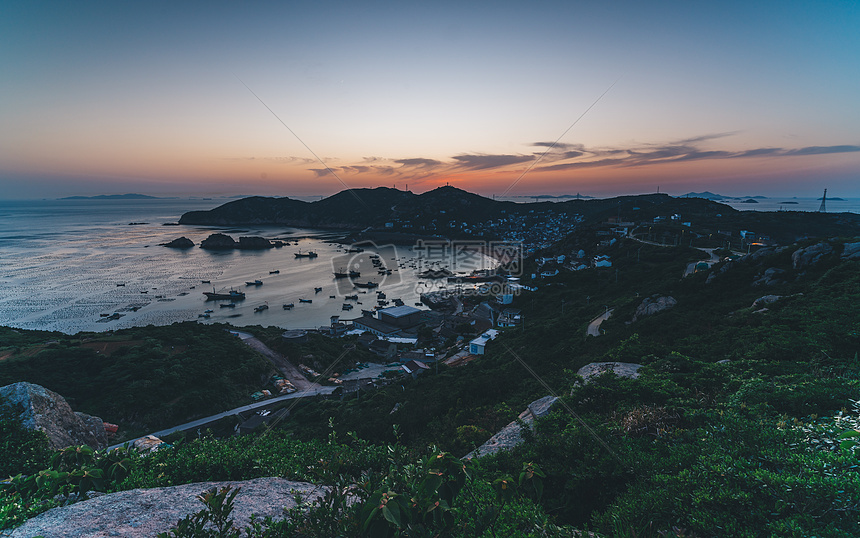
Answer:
[230,200,777,422]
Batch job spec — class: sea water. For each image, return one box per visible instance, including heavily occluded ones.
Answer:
[0,199,495,334]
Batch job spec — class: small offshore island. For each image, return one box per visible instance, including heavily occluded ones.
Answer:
[3,188,860,536]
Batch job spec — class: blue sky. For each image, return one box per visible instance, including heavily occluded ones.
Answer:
[1,0,858,198]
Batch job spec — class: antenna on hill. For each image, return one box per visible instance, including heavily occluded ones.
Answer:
[818,189,827,213]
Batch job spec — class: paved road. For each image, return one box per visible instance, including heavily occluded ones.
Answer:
[108,330,330,450]
[587,308,613,337]
[234,331,315,391]
[109,385,336,450]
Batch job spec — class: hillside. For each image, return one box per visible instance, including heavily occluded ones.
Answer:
[178,187,860,246]
[2,226,860,535]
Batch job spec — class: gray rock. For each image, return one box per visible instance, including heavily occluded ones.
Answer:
[0,382,106,450]
[160,237,194,249]
[527,395,559,419]
[792,242,833,269]
[7,477,326,538]
[752,295,782,308]
[632,295,677,322]
[576,362,643,383]
[842,242,860,260]
[464,395,559,460]
[752,267,785,287]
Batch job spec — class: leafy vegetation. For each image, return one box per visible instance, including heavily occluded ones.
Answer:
[0,323,271,440]
[2,233,860,535]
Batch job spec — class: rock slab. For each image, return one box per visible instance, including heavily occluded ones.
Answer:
[0,382,106,450]
[632,295,677,322]
[7,477,326,538]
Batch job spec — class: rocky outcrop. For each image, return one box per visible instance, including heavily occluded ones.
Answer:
[576,362,643,383]
[200,233,238,250]
[160,237,194,249]
[7,477,326,538]
[199,234,274,250]
[842,242,860,260]
[237,236,273,250]
[132,435,165,453]
[632,295,677,322]
[752,267,786,287]
[752,295,783,308]
[792,242,833,269]
[0,382,106,450]
[464,396,558,460]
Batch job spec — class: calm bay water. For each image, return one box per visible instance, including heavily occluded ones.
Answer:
[0,199,488,334]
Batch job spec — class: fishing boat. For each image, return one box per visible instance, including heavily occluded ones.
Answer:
[254,304,269,312]
[220,303,236,308]
[354,281,379,289]
[245,279,263,286]
[314,287,323,293]
[342,303,354,310]
[299,298,313,303]
[201,280,211,284]
[283,303,294,309]
[204,289,246,301]
[295,251,318,258]
[269,270,280,274]
[344,294,358,300]
[333,268,361,278]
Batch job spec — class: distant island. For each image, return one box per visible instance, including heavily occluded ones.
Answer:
[681,192,769,201]
[59,194,161,200]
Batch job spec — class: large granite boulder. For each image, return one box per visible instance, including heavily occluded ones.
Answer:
[464,396,559,460]
[842,242,860,260]
[160,237,194,249]
[7,477,326,538]
[576,362,643,383]
[792,242,833,269]
[632,295,677,322]
[200,233,238,250]
[0,382,107,450]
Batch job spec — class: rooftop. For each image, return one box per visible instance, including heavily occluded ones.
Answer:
[378,305,422,318]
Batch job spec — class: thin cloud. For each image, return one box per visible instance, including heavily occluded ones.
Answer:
[395,158,443,167]
[784,145,860,156]
[452,154,535,170]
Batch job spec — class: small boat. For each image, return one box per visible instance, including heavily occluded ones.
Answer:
[415,302,423,307]
[205,289,246,301]
[201,280,211,284]
[342,303,354,310]
[246,280,263,286]
[329,295,336,298]
[204,309,214,313]
[140,290,148,294]
[198,313,210,318]
[295,251,318,258]
[299,298,312,303]
[116,283,125,287]
[361,309,374,316]
[283,303,294,309]
[254,304,269,312]
[314,287,322,293]
[376,291,386,299]
[393,298,404,306]
[354,281,379,289]
[220,303,236,308]
[345,294,358,300]
[269,270,280,274]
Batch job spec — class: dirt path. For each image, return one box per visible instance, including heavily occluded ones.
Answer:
[233,332,315,391]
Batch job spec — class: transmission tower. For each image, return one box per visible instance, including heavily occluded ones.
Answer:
[818,189,827,213]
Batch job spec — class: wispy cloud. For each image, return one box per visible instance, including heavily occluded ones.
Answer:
[306,139,860,180]
[451,154,535,170]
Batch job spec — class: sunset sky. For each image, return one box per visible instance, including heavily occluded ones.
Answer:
[1,1,858,199]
